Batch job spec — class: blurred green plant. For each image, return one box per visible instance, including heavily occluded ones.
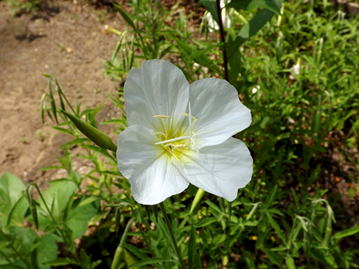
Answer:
[0,173,100,268]
[2,0,40,15]
[1,0,358,268]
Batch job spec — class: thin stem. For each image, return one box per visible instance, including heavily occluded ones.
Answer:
[159,203,184,269]
[111,218,134,269]
[137,206,152,249]
[223,200,232,252]
[216,0,229,81]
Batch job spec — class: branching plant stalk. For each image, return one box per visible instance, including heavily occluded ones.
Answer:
[31,184,80,263]
[216,0,229,81]
[0,230,33,269]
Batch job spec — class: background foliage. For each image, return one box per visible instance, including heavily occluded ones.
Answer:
[1,0,358,268]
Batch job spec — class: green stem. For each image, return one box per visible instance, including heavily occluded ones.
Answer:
[137,206,152,249]
[223,200,232,255]
[216,0,229,81]
[190,188,205,214]
[111,218,134,269]
[159,203,184,269]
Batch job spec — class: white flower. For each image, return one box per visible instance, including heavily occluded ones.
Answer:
[289,60,301,80]
[251,85,260,94]
[117,60,253,205]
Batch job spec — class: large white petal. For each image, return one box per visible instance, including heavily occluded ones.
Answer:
[117,125,157,179]
[117,125,189,205]
[189,78,251,147]
[130,156,190,205]
[124,60,189,128]
[181,138,252,201]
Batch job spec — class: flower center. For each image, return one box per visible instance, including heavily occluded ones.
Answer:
[153,114,195,161]
[157,133,192,158]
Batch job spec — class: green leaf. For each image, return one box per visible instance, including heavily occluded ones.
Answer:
[333,226,359,241]
[6,195,28,226]
[266,212,286,243]
[0,173,28,226]
[44,258,79,266]
[26,186,39,229]
[77,196,99,207]
[261,248,282,266]
[38,179,97,239]
[0,265,21,268]
[227,46,243,83]
[129,258,174,268]
[156,217,177,254]
[66,200,98,239]
[0,226,37,267]
[175,40,221,73]
[285,256,296,269]
[263,185,278,208]
[113,4,137,31]
[37,233,59,269]
[0,173,26,210]
[196,218,217,228]
[124,249,141,269]
[310,250,337,269]
[227,0,282,58]
[229,0,281,13]
[62,110,117,152]
[38,179,77,227]
[124,244,150,261]
[206,201,223,216]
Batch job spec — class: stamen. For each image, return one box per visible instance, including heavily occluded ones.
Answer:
[153,114,169,118]
[155,135,191,145]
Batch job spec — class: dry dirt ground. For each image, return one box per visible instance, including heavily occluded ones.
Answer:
[0,0,123,182]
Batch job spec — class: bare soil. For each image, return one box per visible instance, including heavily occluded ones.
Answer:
[0,0,123,182]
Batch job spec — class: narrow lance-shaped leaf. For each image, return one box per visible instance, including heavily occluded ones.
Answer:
[285,256,296,269]
[113,4,137,31]
[25,185,39,229]
[48,81,59,123]
[129,258,174,268]
[62,110,117,152]
[227,0,282,58]
[333,226,359,241]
